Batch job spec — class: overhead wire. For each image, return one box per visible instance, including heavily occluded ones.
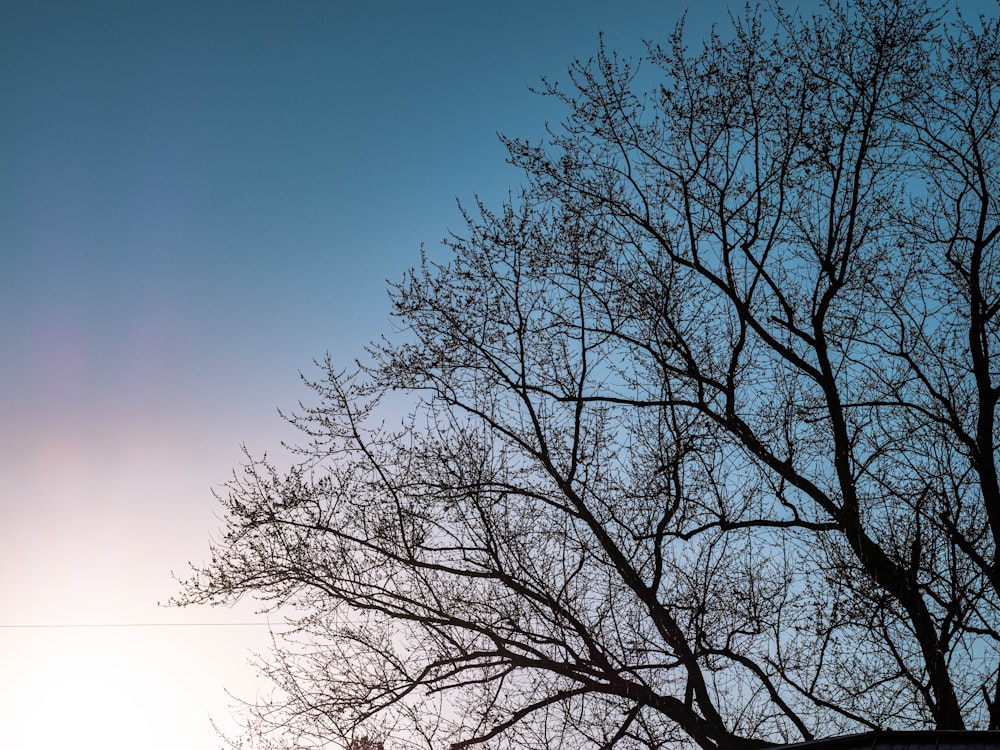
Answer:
[0,621,271,629]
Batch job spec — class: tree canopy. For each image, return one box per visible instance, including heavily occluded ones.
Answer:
[176,0,1000,747]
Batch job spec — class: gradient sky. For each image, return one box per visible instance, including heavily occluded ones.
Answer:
[2,1,996,748]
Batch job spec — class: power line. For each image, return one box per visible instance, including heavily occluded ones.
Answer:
[0,622,270,628]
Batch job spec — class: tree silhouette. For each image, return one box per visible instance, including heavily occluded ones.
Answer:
[346,737,385,750]
[176,0,1000,748]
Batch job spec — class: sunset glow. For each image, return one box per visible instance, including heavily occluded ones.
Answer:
[0,628,216,749]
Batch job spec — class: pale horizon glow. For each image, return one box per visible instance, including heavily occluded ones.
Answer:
[0,625,263,749]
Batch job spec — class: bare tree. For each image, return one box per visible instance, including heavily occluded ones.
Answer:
[175,0,1000,748]
[346,738,385,750]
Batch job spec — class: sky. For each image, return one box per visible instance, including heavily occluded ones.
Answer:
[2,1,997,748]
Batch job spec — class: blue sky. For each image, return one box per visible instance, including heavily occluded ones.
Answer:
[0,1,725,452]
[3,1,996,748]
